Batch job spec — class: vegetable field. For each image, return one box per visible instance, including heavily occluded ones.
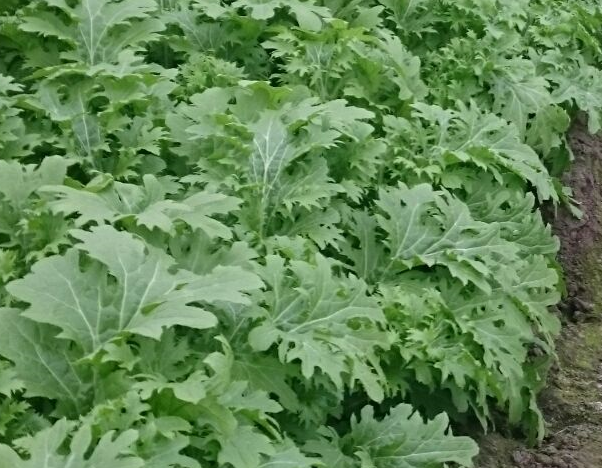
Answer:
[0,0,600,466]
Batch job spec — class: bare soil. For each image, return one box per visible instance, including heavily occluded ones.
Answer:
[476,120,602,468]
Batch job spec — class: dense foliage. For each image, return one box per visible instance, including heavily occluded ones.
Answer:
[0,0,601,466]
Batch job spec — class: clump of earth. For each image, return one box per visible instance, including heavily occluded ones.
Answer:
[476,120,602,468]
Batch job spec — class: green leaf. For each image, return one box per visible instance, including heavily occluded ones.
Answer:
[248,254,390,400]
[0,310,84,407]
[4,226,259,353]
[136,370,208,404]
[0,362,22,397]
[489,57,552,134]
[346,404,478,468]
[218,424,275,468]
[371,184,517,292]
[142,435,202,468]
[550,60,602,134]
[174,86,372,236]
[259,441,320,467]
[392,102,558,201]
[21,0,164,68]
[232,354,301,412]
[231,0,331,30]
[0,419,144,468]
[0,157,70,208]
[44,175,241,238]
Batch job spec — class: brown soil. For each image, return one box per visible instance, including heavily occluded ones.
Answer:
[476,119,602,468]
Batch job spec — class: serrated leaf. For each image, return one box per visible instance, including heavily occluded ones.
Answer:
[259,441,320,468]
[391,102,558,201]
[231,0,331,30]
[373,184,517,292]
[248,254,389,400]
[21,0,164,67]
[43,175,240,238]
[0,362,22,396]
[4,226,259,353]
[550,60,602,134]
[490,57,552,133]
[346,404,478,468]
[218,424,275,468]
[142,435,201,468]
[232,354,300,412]
[0,419,144,468]
[0,157,70,208]
[0,310,84,407]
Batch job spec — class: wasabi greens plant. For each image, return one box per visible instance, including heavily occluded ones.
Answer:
[0,0,600,466]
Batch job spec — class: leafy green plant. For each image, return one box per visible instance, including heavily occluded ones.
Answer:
[0,0,600,465]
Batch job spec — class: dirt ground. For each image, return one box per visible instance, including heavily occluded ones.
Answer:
[476,120,602,467]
